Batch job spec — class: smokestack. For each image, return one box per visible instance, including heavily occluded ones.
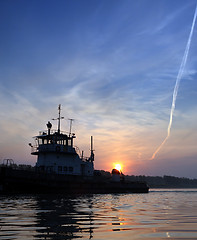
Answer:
[90,136,94,162]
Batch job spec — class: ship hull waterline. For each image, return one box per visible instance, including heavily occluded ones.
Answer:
[0,167,149,194]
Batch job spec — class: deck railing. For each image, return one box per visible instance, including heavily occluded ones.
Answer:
[38,129,75,136]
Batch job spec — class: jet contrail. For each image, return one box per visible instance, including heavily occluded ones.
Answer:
[152,5,197,160]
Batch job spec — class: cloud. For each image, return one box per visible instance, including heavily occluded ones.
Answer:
[1,0,197,177]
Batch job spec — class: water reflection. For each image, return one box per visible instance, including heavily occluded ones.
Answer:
[35,195,94,239]
[1,190,197,239]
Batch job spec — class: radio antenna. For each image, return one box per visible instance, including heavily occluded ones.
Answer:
[52,104,64,133]
[68,118,74,137]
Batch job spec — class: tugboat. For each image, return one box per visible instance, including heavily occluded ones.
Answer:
[0,105,149,194]
[30,104,94,177]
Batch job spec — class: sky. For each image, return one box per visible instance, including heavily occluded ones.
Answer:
[1,0,197,178]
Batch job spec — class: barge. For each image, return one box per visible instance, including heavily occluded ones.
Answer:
[0,105,149,194]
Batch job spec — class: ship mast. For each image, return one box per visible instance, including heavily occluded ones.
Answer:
[68,118,74,137]
[52,104,64,133]
[90,136,94,162]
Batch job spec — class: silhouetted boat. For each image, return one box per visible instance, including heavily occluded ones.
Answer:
[0,105,149,194]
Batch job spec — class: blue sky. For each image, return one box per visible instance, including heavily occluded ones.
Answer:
[1,0,197,178]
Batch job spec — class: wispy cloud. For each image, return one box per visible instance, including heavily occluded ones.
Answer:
[0,0,197,176]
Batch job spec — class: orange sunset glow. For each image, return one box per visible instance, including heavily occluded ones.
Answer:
[114,163,122,172]
[1,0,197,180]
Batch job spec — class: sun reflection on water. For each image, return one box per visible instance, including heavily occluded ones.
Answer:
[1,190,197,239]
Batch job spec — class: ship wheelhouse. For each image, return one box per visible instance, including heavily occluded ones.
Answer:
[32,130,76,155]
[30,105,94,176]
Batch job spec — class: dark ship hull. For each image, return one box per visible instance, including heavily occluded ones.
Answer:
[0,105,149,194]
[0,167,149,194]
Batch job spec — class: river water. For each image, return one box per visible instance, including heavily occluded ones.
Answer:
[1,189,197,239]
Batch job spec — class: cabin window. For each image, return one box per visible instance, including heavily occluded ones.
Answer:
[58,166,62,172]
[51,137,55,144]
[69,167,73,172]
[39,138,47,145]
[63,166,67,172]
[57,140,61,145]
[68,139,72,146]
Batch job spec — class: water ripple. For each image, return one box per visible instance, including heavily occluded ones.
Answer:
[1,190,197,239]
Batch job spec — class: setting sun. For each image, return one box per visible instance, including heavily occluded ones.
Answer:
[114,164,122,172]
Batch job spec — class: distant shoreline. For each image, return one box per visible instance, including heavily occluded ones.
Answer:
[125,175,197,188]
[97,170,197,188]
